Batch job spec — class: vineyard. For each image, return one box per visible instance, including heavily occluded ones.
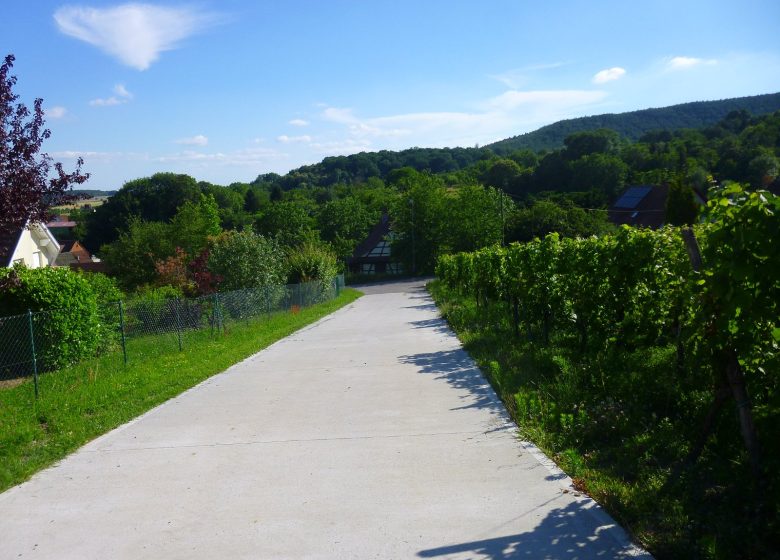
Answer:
[433,184,779,558]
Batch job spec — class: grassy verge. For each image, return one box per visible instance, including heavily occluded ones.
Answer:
[429,280,778,559]
[0,289,361,492]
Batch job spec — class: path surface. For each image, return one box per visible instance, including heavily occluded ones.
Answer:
[0,280,650,559]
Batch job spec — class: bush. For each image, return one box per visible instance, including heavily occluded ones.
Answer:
[0,266,104,369]
[286,242,338,284]
[207,230,286,291]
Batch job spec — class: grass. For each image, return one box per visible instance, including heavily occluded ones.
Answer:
[0,288,361,492]
[428,280,779,560]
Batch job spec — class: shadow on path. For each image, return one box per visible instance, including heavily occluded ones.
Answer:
[399,349,502,414]
[417,500,641,559]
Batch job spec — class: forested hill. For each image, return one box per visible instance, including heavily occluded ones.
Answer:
[487,91,780,154]
[271,92,780,189]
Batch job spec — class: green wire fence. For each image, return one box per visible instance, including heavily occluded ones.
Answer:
[0,275,344,397]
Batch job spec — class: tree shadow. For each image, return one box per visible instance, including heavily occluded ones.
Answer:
[399,349,503,415]
[417,500,647,559]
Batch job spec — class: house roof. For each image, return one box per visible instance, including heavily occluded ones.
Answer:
[608,184,669,229]
[349,213,391,262]
[46,220,77,228]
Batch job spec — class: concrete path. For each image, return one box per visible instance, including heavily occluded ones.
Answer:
[0,280,650,559]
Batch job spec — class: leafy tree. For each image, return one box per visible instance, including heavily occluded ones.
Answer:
[482,159,522,191]
[84,173,201,252]
[0,54,88,255]
[169,194,221,257]
[255,200,316,247]
[665,178,699,226]
[317,197,379,260]
[509,200,611,242]
[390,173,448,273]
[100,218,175,289]
[446,184,506,252]
[207,230,286,290]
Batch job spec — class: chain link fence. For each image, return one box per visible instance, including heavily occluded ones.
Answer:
[0,275,344,396]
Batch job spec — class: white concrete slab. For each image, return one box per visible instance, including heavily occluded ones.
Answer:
[0,280,651,559]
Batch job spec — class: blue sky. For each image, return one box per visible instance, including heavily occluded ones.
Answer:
[2,1,779,189]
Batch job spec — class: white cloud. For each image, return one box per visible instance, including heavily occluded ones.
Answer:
[592,67,626,84]
[487,89,608,111]
[89,96,123,107]
[277,135,312,144]
[90,83,133,107]
[114,83,133,99]
[50,150,145,161]
[46,106,67,119]
[490,62,569,88]
[667,56,717,70]
[317,88,609,154]
[288,118,309,127]
[175,134,209,146]
[53,3,219,70]
[154,147,286,167]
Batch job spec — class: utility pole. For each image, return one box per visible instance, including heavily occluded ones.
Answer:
[409,198,416,275]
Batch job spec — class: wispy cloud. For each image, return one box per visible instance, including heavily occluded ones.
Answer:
[46,106,68,119]
[154,147,286,167]
[666,56,718,70]
[54,3,220,70]
[592,67,626,84]
[277,134,312,144]
[490,62,569,88]
[487,89,607,111]
[318,88,609,152]
[288,118,309,127]
[175,134,208,146]
[90,83,133,107]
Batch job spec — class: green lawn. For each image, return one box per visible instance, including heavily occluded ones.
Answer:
[0,288,361,492]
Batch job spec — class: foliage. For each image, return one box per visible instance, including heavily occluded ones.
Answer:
[285,242,338,288]
[255,200,317,247]
[206,230,286,291]
[434,188,780,557]
[317,197,379,260]
[0,266,105,368]
[489,92,780,154]
[83,172,201,251]
[508,200,612,242]
[0,54,88,256]
[665,177,699,226]
[101,218,175,289]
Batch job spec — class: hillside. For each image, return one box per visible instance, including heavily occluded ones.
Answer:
[487,91,780,154]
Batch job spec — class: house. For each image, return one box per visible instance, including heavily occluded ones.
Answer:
[46,215,77,240]
[608,184,707,229]
[1,222,61,268]
[347,214,403,275]
[55,240,94,266]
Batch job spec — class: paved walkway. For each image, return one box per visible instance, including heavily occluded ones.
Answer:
[0,280,649,559]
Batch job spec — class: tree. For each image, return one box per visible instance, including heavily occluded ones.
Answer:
[665,178,699,226]
[83,173,201,252]
[317,197,378,260]
[1,54,88,255]
[207,230,286,291]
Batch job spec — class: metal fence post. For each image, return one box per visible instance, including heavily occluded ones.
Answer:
[27,309,38,399]
[118,300,127,366]
[214,292,223,335]
[174,298,183,351]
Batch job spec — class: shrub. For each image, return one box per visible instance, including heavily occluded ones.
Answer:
[207,230,286,291]
[285,242,338,300]
[0,266,103,370]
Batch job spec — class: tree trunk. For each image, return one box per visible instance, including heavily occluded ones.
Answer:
[724,351,762,479]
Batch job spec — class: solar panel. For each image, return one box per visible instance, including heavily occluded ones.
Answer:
[614,186,652,209]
